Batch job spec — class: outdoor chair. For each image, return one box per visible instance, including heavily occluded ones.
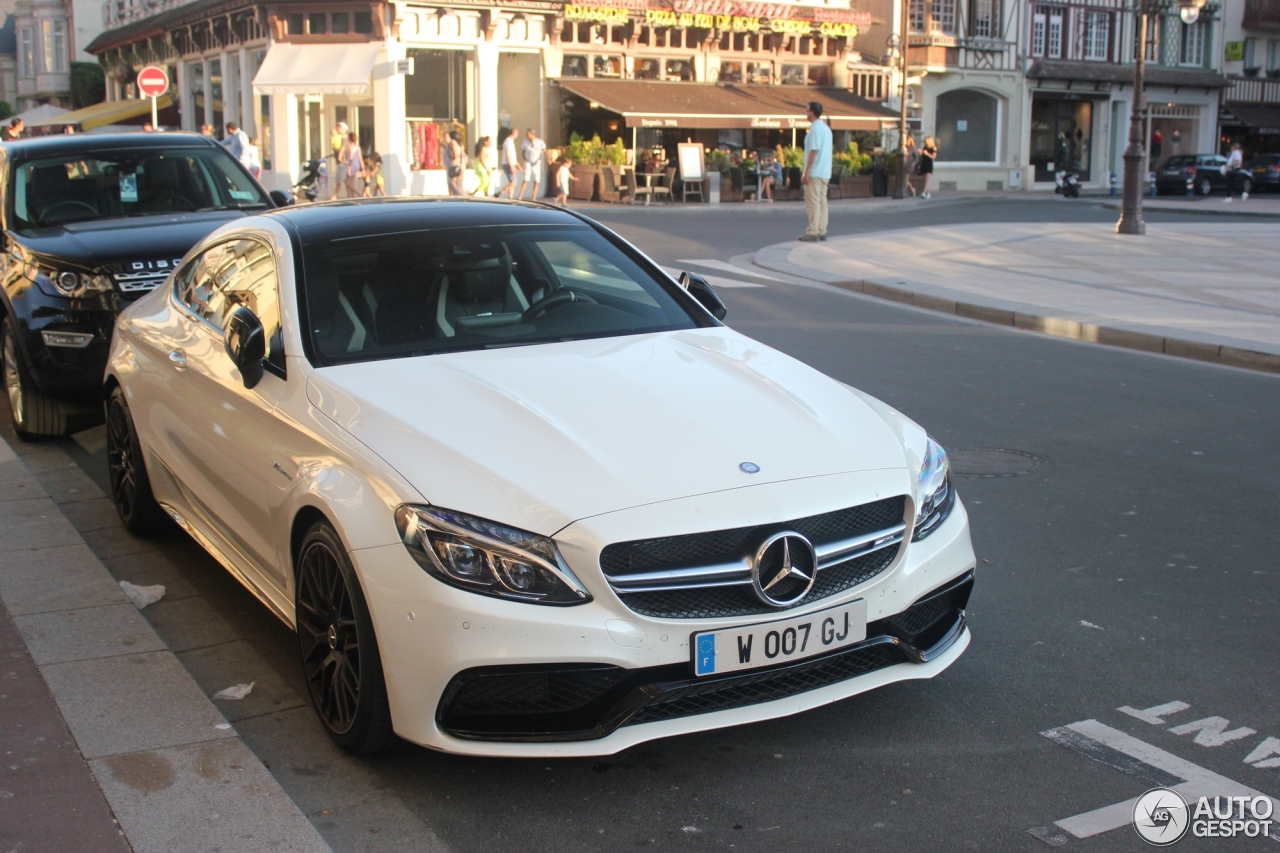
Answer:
[828,164,845,199]
[656,166,676,203]
[742,167,759,201]
[624,168,651,205]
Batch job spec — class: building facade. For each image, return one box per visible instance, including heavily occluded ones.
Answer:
[1220,0,1280,154]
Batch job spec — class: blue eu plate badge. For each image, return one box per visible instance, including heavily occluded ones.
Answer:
[695,634,716,675]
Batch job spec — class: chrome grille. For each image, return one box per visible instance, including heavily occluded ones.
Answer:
[601,496,907,619]
[112,258,183,293]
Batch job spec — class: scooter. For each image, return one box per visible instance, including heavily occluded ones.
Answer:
[293,158,326,202]
[1054,163,1081,199]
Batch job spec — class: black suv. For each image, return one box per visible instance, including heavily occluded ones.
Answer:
[0,133,290,439]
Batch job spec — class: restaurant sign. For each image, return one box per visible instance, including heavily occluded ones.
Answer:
[563,0,868,31]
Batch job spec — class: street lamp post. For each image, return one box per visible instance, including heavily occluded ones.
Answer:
[894,0,910,199]
[1117,0,1149,234]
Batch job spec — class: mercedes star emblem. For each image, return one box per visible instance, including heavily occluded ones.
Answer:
[751,531,818,607]
[739,462,761,474]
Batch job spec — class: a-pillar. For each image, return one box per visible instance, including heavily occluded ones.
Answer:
[202,60,214,130]
[475,40,499,148]
[177,58,195,130]
[221,51,239,129]
[268,92,299,192]
[239,47,256,137]
[372,40,408,195]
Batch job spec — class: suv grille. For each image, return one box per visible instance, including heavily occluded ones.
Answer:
[601,496,907,619]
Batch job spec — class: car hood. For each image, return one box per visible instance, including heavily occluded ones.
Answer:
[13,210,253,268]
[306,328,910,536]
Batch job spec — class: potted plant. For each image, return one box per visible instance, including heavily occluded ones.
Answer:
[565,133,601,201]
[777,145,804,193]
[836,143,874,198]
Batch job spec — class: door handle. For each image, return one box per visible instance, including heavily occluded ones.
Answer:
[168,349,187,370]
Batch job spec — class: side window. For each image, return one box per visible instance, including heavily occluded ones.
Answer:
[176,238,284,369]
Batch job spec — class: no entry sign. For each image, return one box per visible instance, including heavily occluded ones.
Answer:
[137,65,169,98]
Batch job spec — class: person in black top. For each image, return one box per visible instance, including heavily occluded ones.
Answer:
[919,136,937,199]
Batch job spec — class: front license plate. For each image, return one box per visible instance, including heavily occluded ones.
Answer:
[692,600,867,677]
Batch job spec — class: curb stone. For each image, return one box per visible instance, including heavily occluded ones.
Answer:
[0,433,333,853]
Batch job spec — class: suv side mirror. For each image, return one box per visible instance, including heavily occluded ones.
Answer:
[269,189,295,207]
[224,306,266,389]
[679,271,727,321]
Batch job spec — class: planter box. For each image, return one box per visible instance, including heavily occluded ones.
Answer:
[571,165,599,201]
[841,174,873,198]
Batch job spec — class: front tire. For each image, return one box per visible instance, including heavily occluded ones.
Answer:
[1197,177,1212,196]
[105,386,168,534]
[295,521,396,755]
[3,318,68,440]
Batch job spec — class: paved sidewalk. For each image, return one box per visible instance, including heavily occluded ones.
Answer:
[0,434,332,853]
[753,221,1280,373]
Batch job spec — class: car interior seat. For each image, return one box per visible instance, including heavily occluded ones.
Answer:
[136,158,200,212]
[434,247,529,337]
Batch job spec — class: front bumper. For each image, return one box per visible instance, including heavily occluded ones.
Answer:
[353,478,976,757]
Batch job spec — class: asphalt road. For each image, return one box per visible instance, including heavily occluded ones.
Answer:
[38,197,1280,852]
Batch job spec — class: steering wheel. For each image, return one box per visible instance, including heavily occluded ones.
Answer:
[37,200,99,226]
[523,289,596,320]
[153,196,198,212]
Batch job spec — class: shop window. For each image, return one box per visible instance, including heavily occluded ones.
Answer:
[780,64,805,85]
[1030,97,1091,181]
[309,13,327,34]
[932,0,957,35]
[747,62,772,84]
[665,59,693,81]
[636,58,661,79]
[406,49,469,122]
[332,12,349,32]
[594,55,622,77]
[562,54,588,77]
[718,61,743,82]
[970,0,998,38]
[936,89,998,162]
[807,65,832,86]
[287,13,304,35]
[1180,21,1205,66]
[354,11,372,33]
[1084,12,1109,61]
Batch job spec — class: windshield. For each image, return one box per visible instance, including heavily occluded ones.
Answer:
[10,147,268,230]
[301,224,701,363]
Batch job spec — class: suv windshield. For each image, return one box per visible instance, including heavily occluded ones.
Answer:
[302,224,701,363]
[11,146,268,230]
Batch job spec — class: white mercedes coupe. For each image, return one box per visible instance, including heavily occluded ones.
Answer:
[105,199,975,756]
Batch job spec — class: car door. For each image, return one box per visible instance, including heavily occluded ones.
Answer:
[165,237,290,589]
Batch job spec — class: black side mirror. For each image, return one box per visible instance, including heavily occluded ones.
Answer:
[679,271,727,321]
[224,306,265,389]
[269,189,296,207]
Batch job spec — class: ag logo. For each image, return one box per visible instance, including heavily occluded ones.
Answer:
[1133,787,1190,846]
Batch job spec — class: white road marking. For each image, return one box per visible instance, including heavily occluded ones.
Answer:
[677,259,788,281]
[1170,716,1258,747]
[1046,719,1280,841]
[1118,700,1191,725]
[662,267,765,289]
[1246,738,1280,769]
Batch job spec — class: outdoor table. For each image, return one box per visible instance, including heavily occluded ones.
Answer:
[640,171,665,206]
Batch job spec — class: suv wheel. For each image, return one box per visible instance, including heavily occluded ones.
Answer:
[1197,177,1213,196]
[2,318,67,441]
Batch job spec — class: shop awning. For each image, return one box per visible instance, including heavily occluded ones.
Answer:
[27,95,174,130]
[557,80,897,130]
[14,103,70,126]
[252,42,382,96]
[1222,103,1280,134]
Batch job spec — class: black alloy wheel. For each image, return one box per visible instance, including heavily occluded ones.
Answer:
[2,318,68,441]
[295,521,395,754]
[1197,177,1213,196]
[105,386,168,534]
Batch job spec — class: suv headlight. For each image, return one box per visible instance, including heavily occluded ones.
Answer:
[913,437,955,541]
[394,505,591,605]
[33,269,114,299]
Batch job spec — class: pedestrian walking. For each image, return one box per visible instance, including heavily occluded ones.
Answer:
[368,153,385,197]
[473,136,495,196]
[904,136,920,197]
[499,127,519,198]
[328,122,349,199]
[919,136,937,199]
[342,132,363,199]
[221,121,252,168]
[1223,142,1248,203]
[445,131,466,196]
[518,128,546,200]
[553,158,575,205]
[246,137,262,179]
[797,101,832,242]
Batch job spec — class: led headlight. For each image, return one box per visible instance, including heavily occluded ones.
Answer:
[913,437,955,541]
[394,505,591,605]
[33,269,114,299]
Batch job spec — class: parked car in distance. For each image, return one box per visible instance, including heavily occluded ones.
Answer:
[1154,153,1254,197]
[1248,153,1280,192]
[0,132,290,440]
[105,198,976,757]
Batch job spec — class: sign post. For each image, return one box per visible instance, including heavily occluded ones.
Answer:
[136,65,169,129]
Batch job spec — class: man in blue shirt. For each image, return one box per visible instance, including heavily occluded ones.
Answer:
[799,101,832,241]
